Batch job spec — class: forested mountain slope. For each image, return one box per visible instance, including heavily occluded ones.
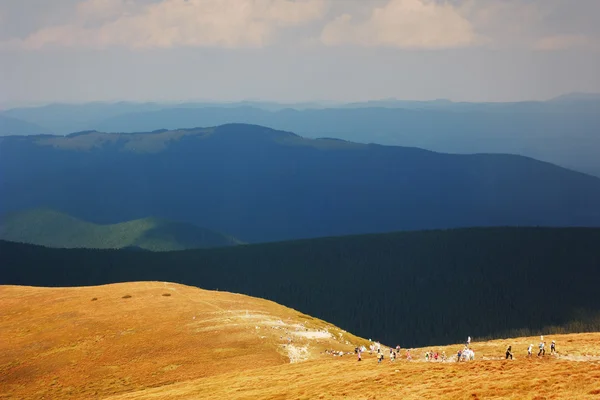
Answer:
[2,125,600,243]
[3,227,600,347]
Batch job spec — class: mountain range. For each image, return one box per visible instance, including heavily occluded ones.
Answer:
[0,114,50,136]
[2,95,600,176]
[0,208,240,251]
[2,124,600,243]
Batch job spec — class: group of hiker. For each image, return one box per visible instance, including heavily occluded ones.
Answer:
[425,350,447,361]
[354,340,446,363]
[457,347,475,361]
[507,336,557,359]
[352,341,404,363]
[350,335,558,363]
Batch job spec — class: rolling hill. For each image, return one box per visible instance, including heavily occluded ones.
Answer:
[0,209,240,251]
[3,227,600,348]
[1,282,600,400]
[0,282,364,399]
[2,124,600,243]
[0,114,50,136]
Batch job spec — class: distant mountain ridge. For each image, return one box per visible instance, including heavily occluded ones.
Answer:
[0,114,50,136]
[93,104,600,176]
[0,208,241,251]
[2,124,600,243]
[549,92,600,102]
[3,97,600,176]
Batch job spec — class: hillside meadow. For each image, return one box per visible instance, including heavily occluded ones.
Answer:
[1,282,599,400]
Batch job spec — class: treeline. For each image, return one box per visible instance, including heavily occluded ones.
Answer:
[2,227,600,347]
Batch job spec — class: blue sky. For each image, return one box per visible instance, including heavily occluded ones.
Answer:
[1,0,599,107]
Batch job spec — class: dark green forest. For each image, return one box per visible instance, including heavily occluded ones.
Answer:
[2,227,600,347]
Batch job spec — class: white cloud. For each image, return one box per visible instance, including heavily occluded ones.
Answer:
[2,0,598,52]
[320,0,478,49]
[9,0,326,49]
[461,0,600,51]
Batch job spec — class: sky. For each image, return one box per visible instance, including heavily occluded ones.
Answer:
[1,0,599,107]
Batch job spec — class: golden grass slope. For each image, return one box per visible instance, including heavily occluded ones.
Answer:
[0,282,363,399]
[2,282,600,400]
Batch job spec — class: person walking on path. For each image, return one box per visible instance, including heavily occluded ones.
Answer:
[528,344,533,357]
[538,341,545,357]
[506,346,513,360]
[551,341,556,355]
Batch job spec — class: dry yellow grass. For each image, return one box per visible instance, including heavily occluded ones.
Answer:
[1,282,600,400]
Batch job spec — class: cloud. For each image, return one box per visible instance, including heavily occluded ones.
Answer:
[2,0,599,52]
[9,0,326,49]
[462,0,600,51]
[320,0,478,49]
